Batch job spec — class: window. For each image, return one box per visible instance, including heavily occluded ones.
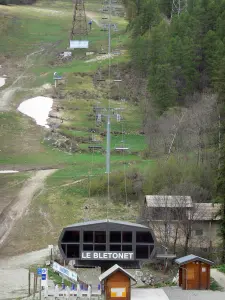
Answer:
[110,231,121,243]
[95,244,106,251]
[84,231,93,242]
[83,244,93,251]
[62,231,80,242]
[152,208,164,220]
[122,245,132,251]
[95,231,106,243]
[110,244,121,251]
[136,232,154,243]
[67,244,80,258]
[136,245,149,259]
[122,232,132,243]
[195,229,203,236]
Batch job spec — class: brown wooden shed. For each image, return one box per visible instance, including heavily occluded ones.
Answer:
[175,254,214,290]
[99,264,137,300]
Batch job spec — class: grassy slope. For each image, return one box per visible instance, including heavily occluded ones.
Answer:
[0,0,152,254]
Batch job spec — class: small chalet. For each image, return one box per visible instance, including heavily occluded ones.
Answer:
[144,195,221,250]
[99,264,137,300]
[175,254,214,290]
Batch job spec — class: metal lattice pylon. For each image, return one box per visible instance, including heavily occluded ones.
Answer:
[171,0,188,17]
[70,0,88,40]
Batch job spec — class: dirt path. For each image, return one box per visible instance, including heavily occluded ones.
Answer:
[0,48,44,111]
[211,269,225,291]
[0,169,56,248]
[0,248,50,300]
[86,11,101,26]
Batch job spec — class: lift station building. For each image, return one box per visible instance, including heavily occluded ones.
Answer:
[58,219,155,269]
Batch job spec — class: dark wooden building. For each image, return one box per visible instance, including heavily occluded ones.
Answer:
[58,219,155,269]
[175,254,214,290]
[99,264,136,300]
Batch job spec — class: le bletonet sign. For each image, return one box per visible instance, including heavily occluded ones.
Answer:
[81,251,134,260]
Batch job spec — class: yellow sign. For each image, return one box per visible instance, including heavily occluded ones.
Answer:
[111,288,126,297]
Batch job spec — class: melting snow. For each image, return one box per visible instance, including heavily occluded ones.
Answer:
[0,77,6,87]
[0,170,19,174]
[17,96,53,128]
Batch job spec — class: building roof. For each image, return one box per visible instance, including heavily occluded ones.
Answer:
[145,195,193,208]
[65,219,149,229]
[193,203,221,221]
[99,264,137,283]
[175,254,214,265]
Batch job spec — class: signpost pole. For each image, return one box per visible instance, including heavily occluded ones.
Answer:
[39,277,42,300]
[33,273,36,299]
[28,269,31,296]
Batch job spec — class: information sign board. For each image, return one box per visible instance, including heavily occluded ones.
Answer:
[70,40,89,49]
[37,268,42,276]
[52,261,78,282]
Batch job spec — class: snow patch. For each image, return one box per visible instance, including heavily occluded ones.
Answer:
[0,77,6,88]
[17,96,53,128]
[0,170,19,174]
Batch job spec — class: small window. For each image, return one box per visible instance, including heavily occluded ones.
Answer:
[95,244,106,251]
[136,245,149,259]
[195,229,203,236]
[95,231,106,243]
[122,232,132,243]
[83,244,93,251]
[67,244,80,258]
[110,231,121,243]
[136,232,154,243]
[62,231,80,242]
[122,245,132,251]
[84,231,93,242]
[110,244,121,251]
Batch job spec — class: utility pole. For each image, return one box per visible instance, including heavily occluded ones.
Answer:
[71,0,88,40]
[106,0,112,175]
[171,0,187,17]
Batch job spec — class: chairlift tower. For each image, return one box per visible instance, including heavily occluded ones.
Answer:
[70,0,88,48]
[171,0,187,17]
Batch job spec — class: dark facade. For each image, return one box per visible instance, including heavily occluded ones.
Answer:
[58,219,155,269]
[175,254,213,290]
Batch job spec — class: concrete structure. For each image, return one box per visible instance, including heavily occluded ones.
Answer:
[99,264,136,300]
[144,195,221,250]
[175,254,214,290]
[58,219,155,269]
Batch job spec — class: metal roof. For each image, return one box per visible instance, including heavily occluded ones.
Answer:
[145,195,193,208]
[175,254,214,265]
[193,203,221,221]
[99,264,137,283]
[65,219,149,229]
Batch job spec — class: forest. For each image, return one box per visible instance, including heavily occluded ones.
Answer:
[120,0,225,260]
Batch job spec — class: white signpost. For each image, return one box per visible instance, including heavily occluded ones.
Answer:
[41,268,48,288]
[52,261,78,282]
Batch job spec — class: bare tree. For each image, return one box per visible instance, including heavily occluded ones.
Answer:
[143,186,220,255]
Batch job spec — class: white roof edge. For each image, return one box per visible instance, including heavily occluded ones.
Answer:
[99,264,137,283]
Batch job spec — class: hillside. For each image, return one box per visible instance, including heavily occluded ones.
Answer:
[0,0,152,255]
[0,0,224,263]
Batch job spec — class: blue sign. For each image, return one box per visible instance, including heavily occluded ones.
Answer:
[42,274,46,280]
[37,268,42,275]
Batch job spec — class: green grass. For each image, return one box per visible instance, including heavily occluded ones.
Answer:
[0,0,151,256]
[218,264,225,274]
[29,265,72,286]
[210,277,223,291]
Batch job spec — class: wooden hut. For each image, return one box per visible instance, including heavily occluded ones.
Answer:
[99,264,136,300]
[175,254,214,290]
